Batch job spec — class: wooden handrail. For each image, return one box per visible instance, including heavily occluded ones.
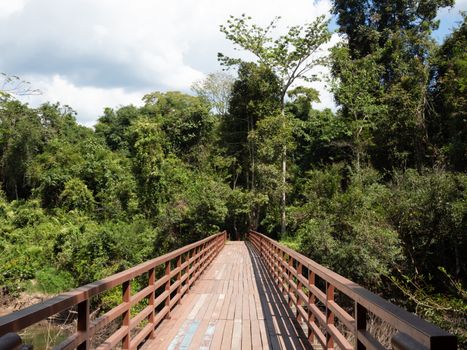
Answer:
[0,231,227,350]
[247,231,457,350]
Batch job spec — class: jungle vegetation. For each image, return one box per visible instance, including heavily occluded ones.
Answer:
[0,1,465,344]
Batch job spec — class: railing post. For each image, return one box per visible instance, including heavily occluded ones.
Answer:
[165,261,171,318]
[356,302,367,350]
[77,299,89,350]
[122,281,131,349]
[326,283,335,349]
[149,268,155,339]
[308,270,316,343]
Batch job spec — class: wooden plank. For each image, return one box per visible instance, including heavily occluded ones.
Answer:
[242,320,252,350]
[209,319,226,349]
[258,320,271,350]
[250,318,262,349]
[212,294,225,320]
[219,292,232,320]
[221,320,234,350]
[232,319,242,350]
[187,319,209,350]
[187,294,208,320]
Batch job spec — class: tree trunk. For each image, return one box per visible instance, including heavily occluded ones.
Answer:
[280,104,287,236]
[281,145,286,236]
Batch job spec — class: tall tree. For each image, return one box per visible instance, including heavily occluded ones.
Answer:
[219,14,331,235]
[429,15,466,171]
[331,0,455,171]
[221,62,281,231]
[191,72,235,117]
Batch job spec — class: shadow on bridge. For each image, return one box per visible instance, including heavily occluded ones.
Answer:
[246,242,313,350]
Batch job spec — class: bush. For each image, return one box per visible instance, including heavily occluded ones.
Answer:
[287,166,402,288]
[387,170,466,286]
[34,267,74,294]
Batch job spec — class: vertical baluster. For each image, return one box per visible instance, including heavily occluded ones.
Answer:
[176,255,182,304]
[200,243,205,272]
[260,237,263,258]
[280,250,288,294]
[297,263,303,321]
[77,299,89,350]
[276,247,281,290]
[308,270,316,343]
[165,261,171,318]
[187,249,193,289]
[149,268,155,339]
[122,280,131,349]
[356,302,367,350]
[326,283,335,349]
[288,255,293,307]
[194,246,199,282]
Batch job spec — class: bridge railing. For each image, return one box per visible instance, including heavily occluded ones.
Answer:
[247,231,456,350]
[0,231,227,350]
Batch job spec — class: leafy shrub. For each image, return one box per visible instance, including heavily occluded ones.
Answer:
[34,267,74,294]
[387,170,466,286]
[59,178,95,212]
[287,166,402,288]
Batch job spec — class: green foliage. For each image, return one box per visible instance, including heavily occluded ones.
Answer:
[330,45,387,168]
[33,268,74,294]
[219,14,331,99]
[219,13,332,235]
[429,15,467,170]
[1,8,465,341]
[59,178,95,212]
[287,165,402,288]
[221,62,281,191]
[292,108,350,171]
[143,91,214,160]
[331,0,455,171]
[95,105,140,152]
[387,170,466,282]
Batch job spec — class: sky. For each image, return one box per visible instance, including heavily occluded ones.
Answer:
[0,0,465,127]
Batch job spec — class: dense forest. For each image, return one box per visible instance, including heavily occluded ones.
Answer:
[1,0,466,346]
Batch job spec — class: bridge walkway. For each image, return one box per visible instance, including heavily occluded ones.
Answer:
[144,241,312,350]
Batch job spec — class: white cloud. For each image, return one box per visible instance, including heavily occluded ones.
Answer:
[1,0,335,125]
[0,0,26,18]
[22,75,145,127]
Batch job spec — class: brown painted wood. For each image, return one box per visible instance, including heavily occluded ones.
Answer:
[143,241,310,349]
[0,231,227,350]
[248,231,457,350]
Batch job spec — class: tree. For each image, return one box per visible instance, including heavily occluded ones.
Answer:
[219,14,331,235]
[0,100,44,199]
[331,0,455,171]
[220,63,281,234]
[192,72,235,117]
[332,0,455,59]
[330,45,387,171]
[429,15,466,171]
[95,105,141,152]
[0,73,40,98]
[142,91,214,161]
[222,63,281,189]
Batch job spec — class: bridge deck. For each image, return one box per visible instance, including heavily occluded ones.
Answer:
[144,241,312,350]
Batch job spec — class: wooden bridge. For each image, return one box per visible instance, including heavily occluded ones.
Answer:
[0,231,457,350]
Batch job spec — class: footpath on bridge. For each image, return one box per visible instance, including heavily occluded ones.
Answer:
[144,241,312,350]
